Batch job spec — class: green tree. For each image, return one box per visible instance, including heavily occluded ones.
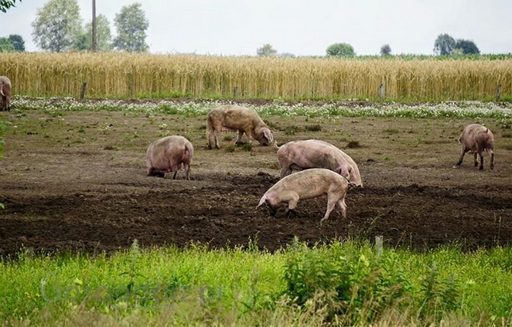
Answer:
[256,44,277,57]
[326,43,355,57]
[113,3,149,52]
[434,33,456,55]
[455,39,480,55]
[0,0,21,12]
[380,44,391,56]
[8,34,25,51]
[31,0,82,52]
[84,14,112,51]
[0,38,15,52]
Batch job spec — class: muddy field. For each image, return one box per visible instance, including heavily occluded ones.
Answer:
[1,107,512,255]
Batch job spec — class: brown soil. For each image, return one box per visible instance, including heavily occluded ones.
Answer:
[1,109,511,256]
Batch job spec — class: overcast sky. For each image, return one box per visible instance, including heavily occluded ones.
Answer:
[1,0,511,56]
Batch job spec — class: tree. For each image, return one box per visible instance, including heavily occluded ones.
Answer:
[0,0,21,12]
[31,0,82,52]
[8,34,25,51]
[0,38,15,52]
[113,3,149,52]
[434,33,456,55]
[455,39,480,55]
[85,14,112,51]
[326,43,355,57]
[256,44,277,57]
[380,44,391,56]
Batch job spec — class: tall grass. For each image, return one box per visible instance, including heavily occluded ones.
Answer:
[1,241,511,326]
[1,53,511,102]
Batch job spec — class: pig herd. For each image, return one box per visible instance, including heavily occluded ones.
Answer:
[146,104,496,225]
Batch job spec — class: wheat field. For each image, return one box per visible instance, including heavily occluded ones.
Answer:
[1,52,511,101]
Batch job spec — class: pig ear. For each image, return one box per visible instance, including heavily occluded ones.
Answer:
[337,166,350,179]
[262,128,273,143]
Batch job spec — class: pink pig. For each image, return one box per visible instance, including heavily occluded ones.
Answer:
[277,139,363,187]
[145,135,194,179]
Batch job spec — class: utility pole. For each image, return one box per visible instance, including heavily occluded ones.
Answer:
[92,0,97,52]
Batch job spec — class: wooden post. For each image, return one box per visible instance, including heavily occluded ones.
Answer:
[91,0,97,52]
[80,81,87,100]
[496,84,501,102]
[375,236,383,257]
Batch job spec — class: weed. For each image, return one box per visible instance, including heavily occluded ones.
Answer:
[346,141,361,148]
[304,124,322,132]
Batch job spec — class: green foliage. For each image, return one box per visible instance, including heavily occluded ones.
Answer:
[31,0,83,52]
[434,33,456,55]
[0,0,20,12]
[326,43,355,57]
[84,14,112,51]
[380,44,391,56]
[0,37,15,52]
[455,39,480,55]
[0,242,512,325]
[257,44,277,57]
[113,3,149,52]
[8,34,25,51]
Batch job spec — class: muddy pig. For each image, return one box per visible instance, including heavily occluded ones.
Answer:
[257,168,349,225]
[453,124,494,170]
[207,105,274,149]
[277,139,363,186]
[0,76,11,111]
[145,135,194,179]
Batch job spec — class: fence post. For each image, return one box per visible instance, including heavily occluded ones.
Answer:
[79,81,87,100]
[375,236,383,257]
[496,84,501,102]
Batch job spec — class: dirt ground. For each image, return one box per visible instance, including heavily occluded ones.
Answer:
[1,107,512,256]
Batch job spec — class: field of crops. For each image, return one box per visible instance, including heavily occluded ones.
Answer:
[1,53,512,102]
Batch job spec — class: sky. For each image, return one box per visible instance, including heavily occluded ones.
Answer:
[1,0,511,56]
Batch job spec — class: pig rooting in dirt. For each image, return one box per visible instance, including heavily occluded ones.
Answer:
[453,124,494,170]
[257,168,349,225]
[145,135,194,179]
[277,139,363,187]
[207,105,274,149]
[0,76,12,111]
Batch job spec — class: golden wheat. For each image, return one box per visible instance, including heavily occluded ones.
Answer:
[1,52,510,101]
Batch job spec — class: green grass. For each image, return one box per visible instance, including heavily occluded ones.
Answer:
[1,240,512,326]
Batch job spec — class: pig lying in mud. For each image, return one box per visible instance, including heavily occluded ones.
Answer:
[145,135,194,179]
[257,168,349,225]
[453,124,494,170]
[0,76,11,111]
[207,105,274,149]
[277,139,363,187]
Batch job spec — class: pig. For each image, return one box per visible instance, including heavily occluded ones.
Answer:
[277,139,363,187]
[453,124,494,170]
[257,168,349,225]
[145,135,194,179]
[0,76,11,111]
[207,105,274,149]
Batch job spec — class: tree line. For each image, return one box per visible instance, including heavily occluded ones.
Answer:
[0,0,149,52]
[0,0,482,57]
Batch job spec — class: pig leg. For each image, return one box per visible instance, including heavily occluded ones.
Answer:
[284,193,300,218]
[173,171,178,179]
[184,163,191,180]
[490,149,494,170]
[478,152,484,170]
[336,198,347,219]
[320,193,339,225]
[473,153,478,167]
[454,147,468,167]
[235,130,245,145]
